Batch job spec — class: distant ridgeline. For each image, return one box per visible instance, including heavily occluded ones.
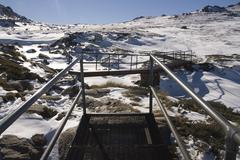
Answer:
[0,4,31,27]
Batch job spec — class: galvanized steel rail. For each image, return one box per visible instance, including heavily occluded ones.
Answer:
[0,57,80,135]
[150,86,191,160]
[40,89,82,160]
[149,54,240,159]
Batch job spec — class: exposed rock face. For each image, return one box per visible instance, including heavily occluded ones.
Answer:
[0,4,30,27]
[202,5,228,13]
[58,127,77,160]
[0,135,45,160]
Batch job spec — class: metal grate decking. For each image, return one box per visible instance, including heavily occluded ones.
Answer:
[66,114,170,160]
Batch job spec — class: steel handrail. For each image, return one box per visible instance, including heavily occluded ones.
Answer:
[150,86,191,160]
[150,54,240,145]
[40,89,82,160]
[0,57,80,135]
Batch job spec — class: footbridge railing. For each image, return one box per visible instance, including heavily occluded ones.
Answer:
[0,55,87,160]
[149,54,240,160]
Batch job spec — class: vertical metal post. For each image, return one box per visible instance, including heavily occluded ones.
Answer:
[136,55,138,69]
[224,131,239,160]
[130,55,133,70]
[118,54,120,70]
[190,51,193,62]
[149,56,154,114]
[108,54,111,71]
[95,54,98,70]
[80,53,86,115]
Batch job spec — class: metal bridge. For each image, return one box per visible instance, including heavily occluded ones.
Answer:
[0,50,239,160]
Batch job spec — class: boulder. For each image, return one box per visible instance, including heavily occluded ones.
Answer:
[7,80,34,92]
[26,49,36,53]
[0,135,43,160]
[55,112,66,121]
[31,134,47,147]
[27,104,58,119]
[61,84,80,97]
[85,88,110,98]
[38,53,50,59]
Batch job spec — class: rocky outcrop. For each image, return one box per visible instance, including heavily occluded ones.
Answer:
[0,4,29,21]
[0,134,46,160]
[202,5,228,13]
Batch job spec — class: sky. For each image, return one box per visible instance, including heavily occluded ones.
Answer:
[0,0,239,24]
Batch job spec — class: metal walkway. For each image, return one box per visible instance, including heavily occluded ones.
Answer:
[66,114,170,160]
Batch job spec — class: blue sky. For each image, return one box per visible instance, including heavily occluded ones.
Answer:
[0,0,239,24]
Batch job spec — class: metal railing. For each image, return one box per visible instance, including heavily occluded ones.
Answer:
[81,51,193,71]
[149,54,240,160]
[150,86,191,160]
[0,54,87,160]
[0,57,81,135]
[40,89,82,160]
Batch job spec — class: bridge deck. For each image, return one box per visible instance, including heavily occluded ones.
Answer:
[66,114,170,160]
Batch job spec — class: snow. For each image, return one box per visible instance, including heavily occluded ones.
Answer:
[160,67,240,111]
[0,3,240,159]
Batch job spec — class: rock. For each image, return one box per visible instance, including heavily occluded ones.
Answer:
[0,135,43,160]
[42,59,49,65]
[31,134,47,147]
[27,104,58,119]
[26,49,37,53]
[7,80,34,92]
[61,84,80,97]
[2,92,24,103]
[58,127,77,160]
[181,26,188,29]
[56,112,66,121]
[85,88,110,98]
[38,53,50,59]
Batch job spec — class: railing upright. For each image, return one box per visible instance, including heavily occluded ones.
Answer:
[80,53,86,115]
[149,56,153,113]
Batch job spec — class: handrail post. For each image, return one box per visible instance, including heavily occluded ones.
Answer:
[95,54,98,70]
[108,54,111,71]
[149,55,153,114]
[80,53,86,115]
[130,55,133,70]
[225,130,239,160]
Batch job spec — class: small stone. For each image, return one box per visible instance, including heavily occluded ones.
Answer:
[31,134,47,147]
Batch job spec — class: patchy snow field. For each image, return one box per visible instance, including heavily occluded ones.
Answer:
[0,3,240,160]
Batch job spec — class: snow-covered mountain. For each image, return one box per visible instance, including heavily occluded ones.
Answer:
[0,3,240,160]
[0,4,30,27]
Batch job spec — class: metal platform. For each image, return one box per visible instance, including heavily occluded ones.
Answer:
[66,114,171,160]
